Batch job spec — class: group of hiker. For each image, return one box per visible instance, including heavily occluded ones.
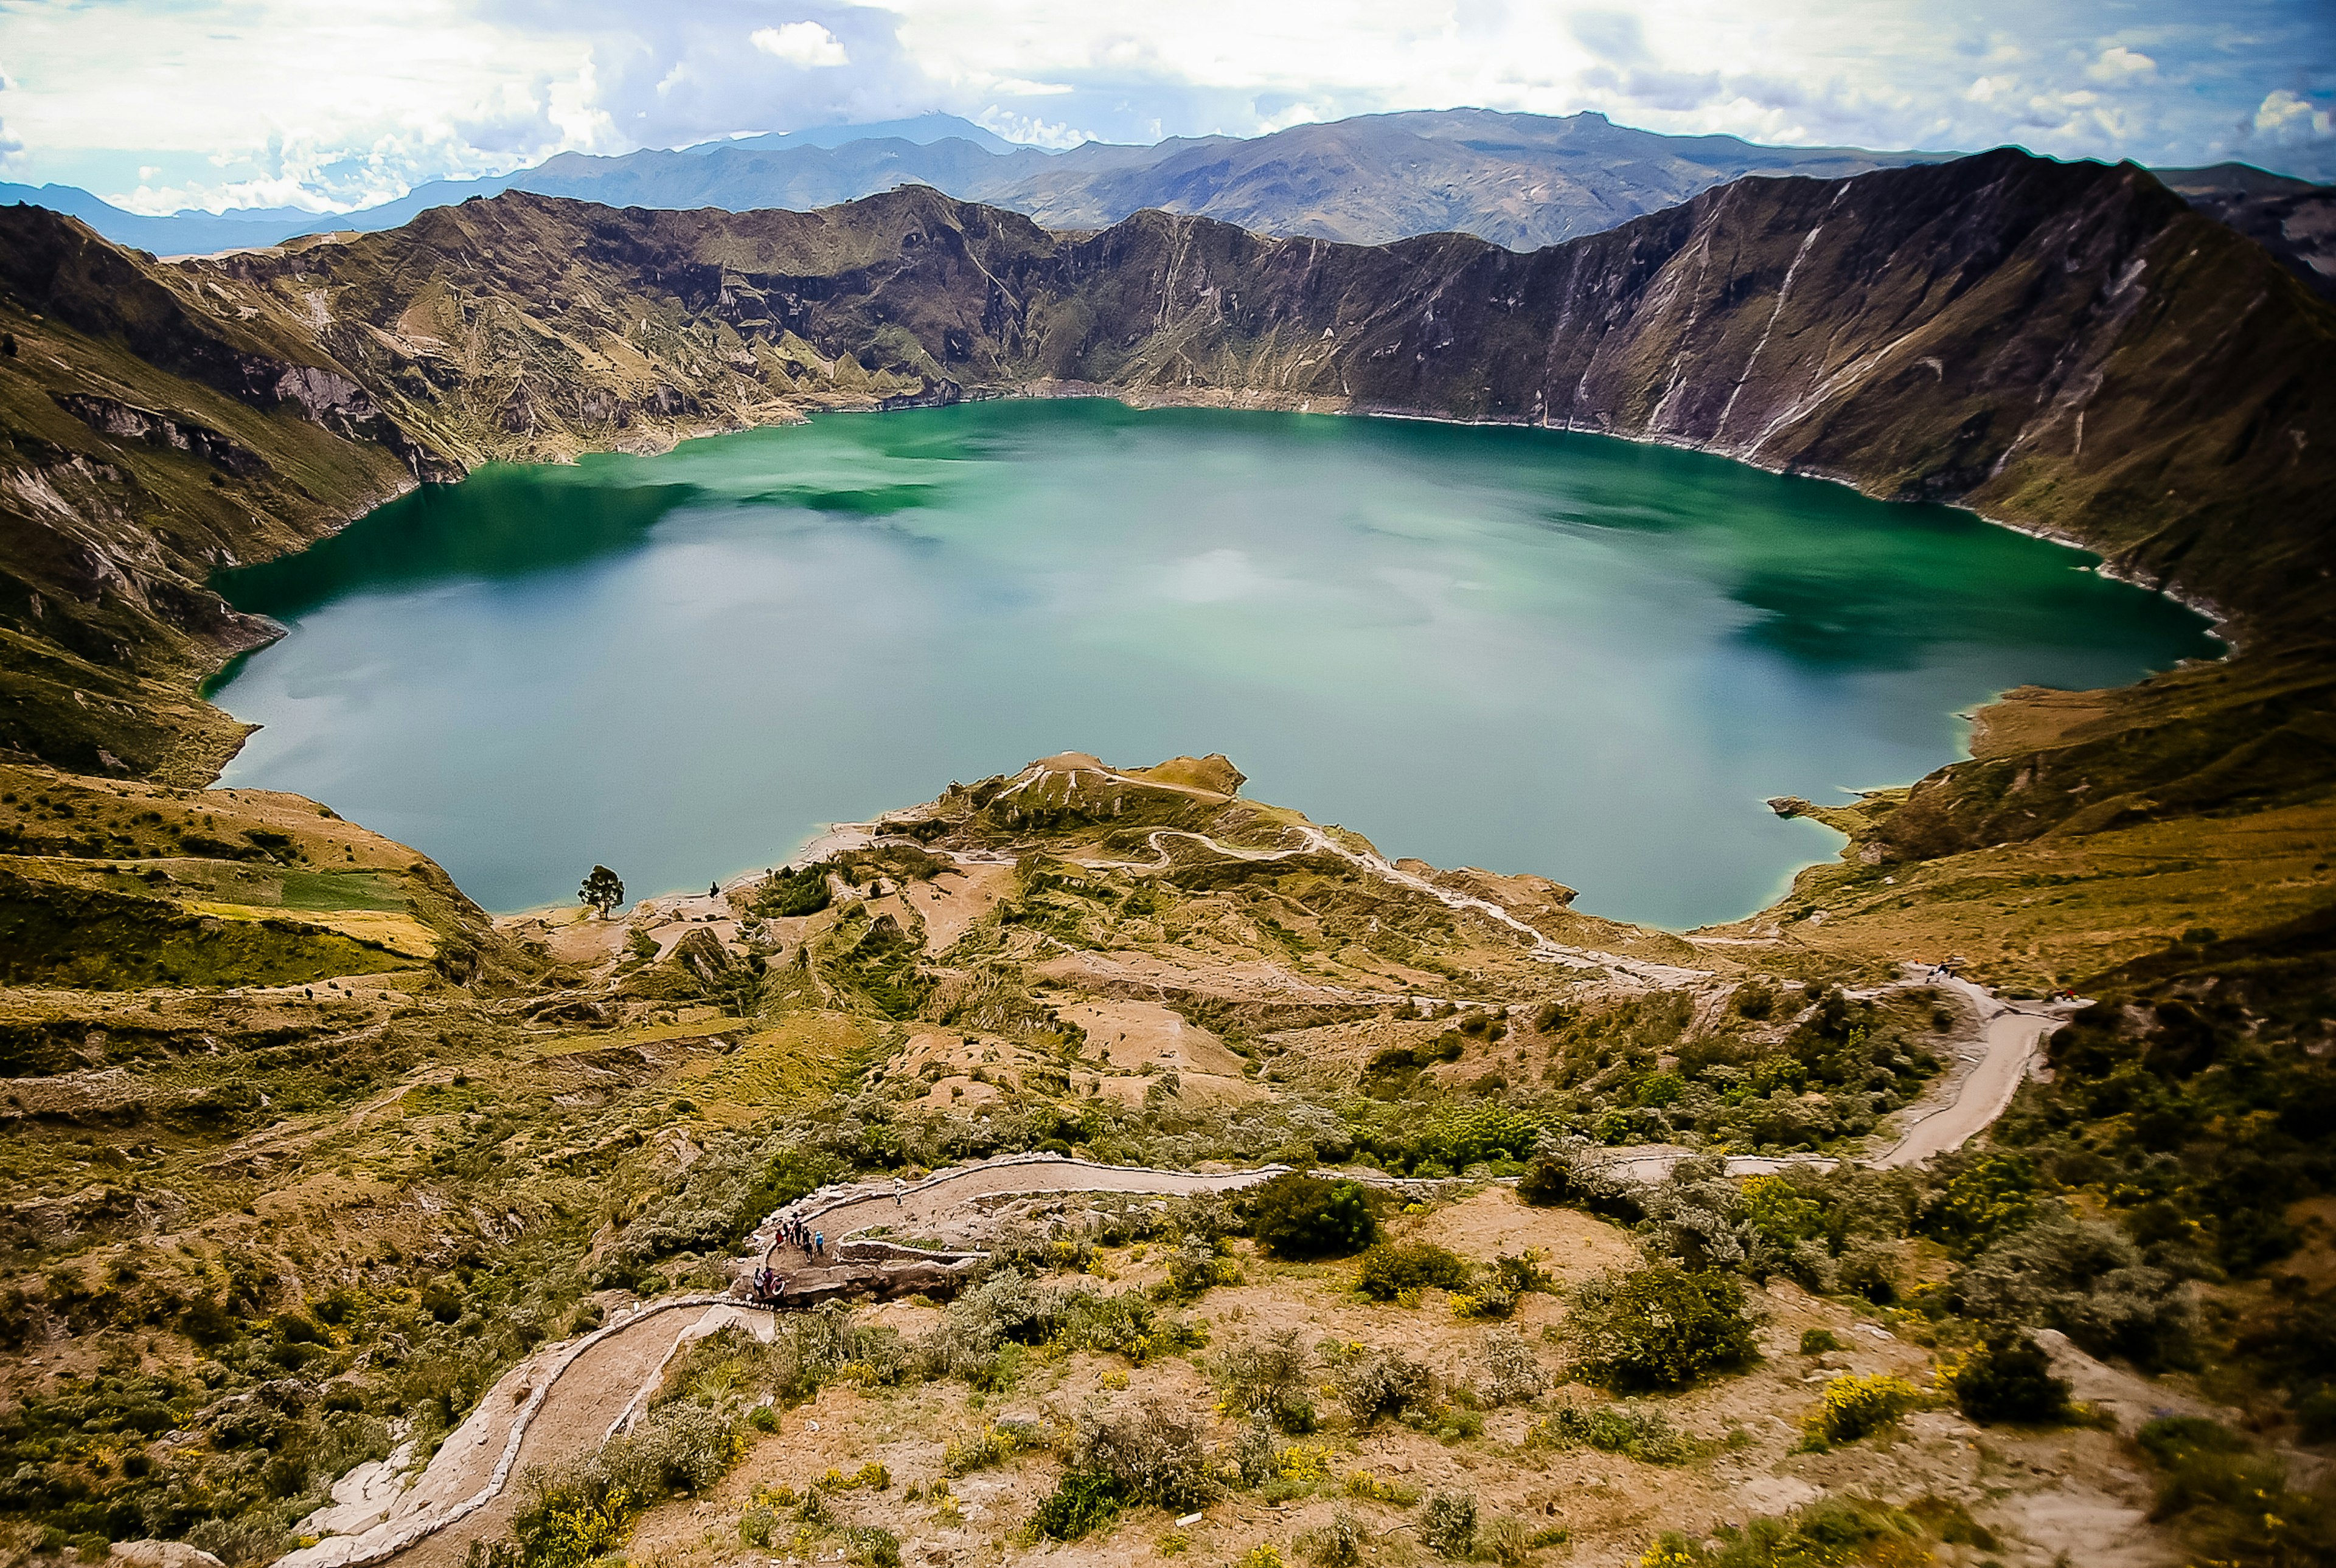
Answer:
[745,1180,912,1306]
[746,1215,829,1305]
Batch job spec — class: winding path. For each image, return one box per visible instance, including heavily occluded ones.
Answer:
[746,1153,1289,1265]
[1873,978,2064,1168]
[285,977,2060,1568]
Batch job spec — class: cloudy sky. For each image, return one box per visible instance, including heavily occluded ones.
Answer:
[1,0,2329,213]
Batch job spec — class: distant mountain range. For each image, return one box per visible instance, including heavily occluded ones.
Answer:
[11,111,2327,299]
[5,109,1958,257]
[2155,164,2336,299]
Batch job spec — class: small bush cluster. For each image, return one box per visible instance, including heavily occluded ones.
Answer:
[1296,1508,1368,1567]
[1217,1328,1316,1432]
[1559,1267,1758,1392]
[942,1420,1047,1475]
[2135,1417,2336,1566]
[1249,1174,1378,1260]
[1453,1249,1558,1319]
[1330,1347,1436,1427]
[1354,1242,1471,1301]
[1476,1329,1549,1407]
[1950,1215,2195,1371]
[1638,1495,1931,1567]
[485,1400,744,1568]
[1530,1403,1694,1465]
[1164,1236,1242,1299]
[1418,1490,1478,1557]
[1342,1471,1420,1507]
[1029,1401,1214,1541]
[1948,1330,2070,1426]
[1802,1373,1922,1446]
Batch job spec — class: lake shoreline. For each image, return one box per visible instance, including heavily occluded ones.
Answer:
[201,395,2205,934]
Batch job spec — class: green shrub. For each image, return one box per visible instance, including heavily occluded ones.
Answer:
[1804,1373,1921,1445]
[1355,1243,1471,1301]
[1917,1151,2038,1258]
[1058,1289,1206,1364]
[1904,1496,1998,1551]
[1516,1150,1571,1207]
[1250,1174,1378,1260]
[1951,1215,2195,1371]
[1492,1250,1555,1296]
[497,1398,746,1568]
[184,1516,286,1567]
[1030,1470,1123,1541]
[1071,1400,1215,1510]
[943,1420,1046,1474]
[842,1525,900,1568]
[1333,1348,1435,1426]
[1642,1496,1930,1567]
[1475,1513,1545,1567]
[753,864,833,917]
[1419,1490,1478,1557]
[1798,1328,1841,1355]
[1559,1268,1758,1392]
[1475,1328,1548,1407]
[2135,1416,2336,1563]
[1529,1403,1694,1464]
[1950,1331,2071,1426]
[1217,1328,1316,1432]
[1296,1509,1367,1567]
[1164,1237,1240,1299]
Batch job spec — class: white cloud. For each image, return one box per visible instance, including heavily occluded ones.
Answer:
[2087,46,2157,83]
[974,106,1093,147]
[2254,88,2334,140]
[2,0,2331,210]
[750,22,849,69]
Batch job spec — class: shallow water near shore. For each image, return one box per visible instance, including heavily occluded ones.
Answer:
[208,399,2216,928]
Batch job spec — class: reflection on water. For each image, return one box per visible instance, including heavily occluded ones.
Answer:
[211,400,2217,927]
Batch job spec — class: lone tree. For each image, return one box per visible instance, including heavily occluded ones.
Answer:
[580,865,625,918]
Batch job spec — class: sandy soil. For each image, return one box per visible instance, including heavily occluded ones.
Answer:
[903,865,1015,952]
[497,906,627,966]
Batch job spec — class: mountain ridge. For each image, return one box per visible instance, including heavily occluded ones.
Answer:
[2,148,2331,791]
[8,108,1953,258]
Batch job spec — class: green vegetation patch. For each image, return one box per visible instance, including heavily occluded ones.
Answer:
[1558,1266,1759,1392]
[0,866,401,989]
[1247,1173,1379,1260]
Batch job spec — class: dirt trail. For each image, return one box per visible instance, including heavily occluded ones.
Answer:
[277,1299,728,1568]
[1874,977,2065,1168]
[751,1155,1288,1261]
[1076,817,1708,986]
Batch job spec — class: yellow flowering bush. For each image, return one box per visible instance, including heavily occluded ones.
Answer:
[1341,1470,1419,1506]
[1274,1443,1335,1482]
[1806,1373,1924,1445]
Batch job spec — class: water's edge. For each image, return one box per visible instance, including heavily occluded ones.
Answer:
[198,389,2225,931]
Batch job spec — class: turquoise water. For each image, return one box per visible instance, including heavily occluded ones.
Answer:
[208,400,2217,928]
